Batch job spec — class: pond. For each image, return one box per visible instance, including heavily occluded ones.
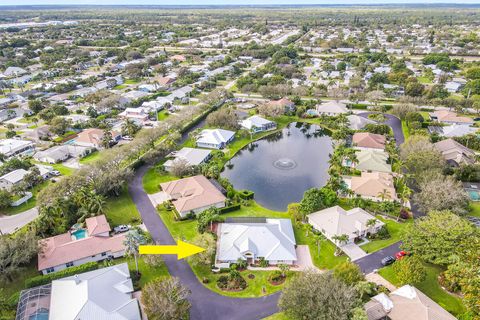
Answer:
[221,122,333,211]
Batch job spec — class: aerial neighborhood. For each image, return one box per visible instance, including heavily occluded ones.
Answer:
[1,4,480,320]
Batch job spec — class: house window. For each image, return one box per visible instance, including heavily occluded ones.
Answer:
[101,252,107,257]
[46,267,55,273]
[66,262,74,267]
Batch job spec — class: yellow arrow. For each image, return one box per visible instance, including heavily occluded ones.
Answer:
[139,240,206,260]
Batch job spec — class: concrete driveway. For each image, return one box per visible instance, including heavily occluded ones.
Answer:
[295,245,318,271]
[341,243,368,261]
[0,207,39,234]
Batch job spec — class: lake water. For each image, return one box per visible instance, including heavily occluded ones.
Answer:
[221,122,333,211]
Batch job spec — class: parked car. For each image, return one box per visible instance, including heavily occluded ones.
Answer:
[381,256,395,266]
[123,135,133,141]
[395,250,409,260]
[114,225,130,233]
[51,170,61,176]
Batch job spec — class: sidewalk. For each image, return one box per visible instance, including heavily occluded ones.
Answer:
[0,207,39,234]
[366,272,397,292]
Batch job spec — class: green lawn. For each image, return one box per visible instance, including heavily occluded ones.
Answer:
[79,151,103,164]
[142,166,177,194]
[263,313,290,320]
[124,79,140,85]
[104,186,141,226]
[401,120,410,140]
[114,256,170,288]
[3,180,50,215]
[379,263,465,316]
[417,76,432,84]
[360,217,411,254]
[469,201,480,217]
[191,263,295,298]
[0,260,39,298]
[113,84,127,90]
[157,110,170,121]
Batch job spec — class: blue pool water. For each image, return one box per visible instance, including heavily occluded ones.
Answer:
[468,190,480,201]
[29,310,49,320]
[72,229,87,240]
[64,139,76,145]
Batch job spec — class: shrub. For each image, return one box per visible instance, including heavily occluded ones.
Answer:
[219,204,241,214]
[258,257,269,268]
[375,225,391,240]
[269,270,285,284]
[25,262,99,288]
[238,190,254,200]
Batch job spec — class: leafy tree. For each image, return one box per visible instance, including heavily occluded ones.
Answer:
[121,118,141,137]
[414,171,469,216]
[402,210,476,265]
[405,82,425,97]
[279,271,358,320]
[196,207,220,234]
[206,108,239,131]
[392,256,427,286]
[287,203,303,223]
[333,261,365,285]
[142,277,191,320]
[299,187,338,214]
[188,233,216,266]
[0,231,38,281]
[278,264,290,277]
[28,99,44,113]
[0,190,12,209]
[169,159,192,178]
[399,135,445,176]
[351,307,369,320]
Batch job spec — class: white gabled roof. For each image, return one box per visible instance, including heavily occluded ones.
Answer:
[165,147,211,167]
[0,168,28,184]
[217,219,297,262]
[308,206,384,240]
[240,115,275,130]
[49,263,141,320]
[197,129,235,146]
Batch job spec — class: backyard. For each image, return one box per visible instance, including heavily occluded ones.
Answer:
[379,263,465,316]
[104,186,141,226]
[360,216,411,253]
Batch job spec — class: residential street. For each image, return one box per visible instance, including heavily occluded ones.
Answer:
[355,241,402,274]
[0,207,38,234]
[129,166,281,320]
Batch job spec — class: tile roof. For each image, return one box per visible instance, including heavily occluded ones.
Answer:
[353,132,386,150]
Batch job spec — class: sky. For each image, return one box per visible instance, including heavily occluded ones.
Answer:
[1,0,480,5]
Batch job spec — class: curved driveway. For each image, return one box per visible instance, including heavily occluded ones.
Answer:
[128,165,280,320]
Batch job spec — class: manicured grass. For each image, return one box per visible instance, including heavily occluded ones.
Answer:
[34,161,74,176]
[263,313,290,320]
[379,263,465,316]
[113,84,127,90]
[417,76,432,84]
[192,263,295,298]
[3,180,50,215]
[360,217,411,254]
[104,186,141,226]
[79,151,103,164]
[294,224,347,269]
[469,201,480,217]
[157,110,170,121]
[115,256,170,288]
[124,79,140,85]
[142,166,177,194]
[401,120,410,140]
[0,260,39,298]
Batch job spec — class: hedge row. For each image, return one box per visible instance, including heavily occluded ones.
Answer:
[25,262,99,288]
[220,204,241,214]
[238,190,254,200]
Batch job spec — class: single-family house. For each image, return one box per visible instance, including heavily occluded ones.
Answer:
[444,81,464,93]
[267,97,296,113]
[16,263,142,320]
[0,139,35,158]
[163,147,212,172]
[434,138,475,166]
[2,66,28,77]
[160,175,226,218]
[34,145,92,164]
[316,101,349,116]
[215,218,297,267]
[308,206,384,245]
[347,115,376,130]
[0,169,28,190]
[240,115,277,133]
[345,171,397,202]
[352,132,386,150]
[349,149,392,173]
[196,129,235,149]
[75,129,121,149]
[429,124,478,138]
[430,110,474,125]
[118,107,149,122]
[38,215,126,274]
[365,285,457,320]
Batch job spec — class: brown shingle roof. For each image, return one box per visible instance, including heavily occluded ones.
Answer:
[160,175,226,213]
[353,132,386,150]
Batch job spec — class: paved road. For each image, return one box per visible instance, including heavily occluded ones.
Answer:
[0,207,38,234]
[128,166,280,320]
[355,241,402,274]
[357,112,404,147]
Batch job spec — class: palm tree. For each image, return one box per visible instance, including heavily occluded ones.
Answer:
[122,118,138,137]
[313,233,324,256]
[124,229,147,275]
[377,189,391,202]
[332,234,349,256]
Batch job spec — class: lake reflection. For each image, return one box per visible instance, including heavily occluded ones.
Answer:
[221,122,333,211]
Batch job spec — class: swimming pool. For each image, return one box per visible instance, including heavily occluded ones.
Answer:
[29,309,49,320]
[468,190,480,201]
[72,229,87,240]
